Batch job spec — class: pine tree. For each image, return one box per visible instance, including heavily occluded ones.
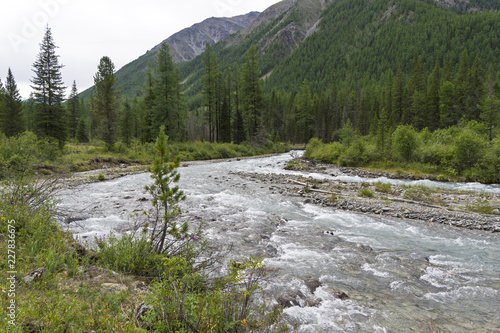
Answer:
[66,81,80,139]
[22,93,36,131]
[295,79,314,143]
[152,43,184,141]
[440,81,457,127]
[219,72,232,143]
[468,55,483,121]
[479,96,500,141]
[392,64,405,126]
[31,26,67,147]
[241,45,263,143]
[455,49,470,117]
[121,98,133,146]
[0,79,5,135]
[376,108,391,156]
[76,117,89,143]
[202,43,221,142]
[92,56,120,148]
[427,60,441,130]
[231,64,246,144]
[1,69,25,137]
[141,63,155,143]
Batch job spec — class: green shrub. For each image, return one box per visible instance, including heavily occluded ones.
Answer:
[97,173,105,181]
[304,137,323,158]
[454,128,486,171]
[97,233,165,275]
[466,199,496,214]
[375,182,392,193]
[392,125,419,162]
[145,257,285,332]
[339,139,369,166]
[358,188,374,198]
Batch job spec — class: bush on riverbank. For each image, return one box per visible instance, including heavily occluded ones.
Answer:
[0,130,286,332]
[0,131,291,177]
[305,122,500,183]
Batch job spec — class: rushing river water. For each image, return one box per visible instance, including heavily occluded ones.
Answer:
[57,152,500,332]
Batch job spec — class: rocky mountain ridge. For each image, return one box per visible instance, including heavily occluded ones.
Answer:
[155,12,260,63]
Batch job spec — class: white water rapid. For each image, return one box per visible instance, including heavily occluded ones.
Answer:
[56,152,500,332]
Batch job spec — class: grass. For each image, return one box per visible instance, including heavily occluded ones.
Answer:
[358,188,375,198]
[39,140,291,175]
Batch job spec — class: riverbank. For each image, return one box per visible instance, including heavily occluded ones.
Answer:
[231,158,500,233]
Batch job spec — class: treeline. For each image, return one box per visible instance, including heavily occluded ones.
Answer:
[304,123,500,184]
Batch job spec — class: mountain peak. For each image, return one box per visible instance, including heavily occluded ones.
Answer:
[153,11,260,63]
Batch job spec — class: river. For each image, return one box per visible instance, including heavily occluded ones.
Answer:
[56,152,500,332]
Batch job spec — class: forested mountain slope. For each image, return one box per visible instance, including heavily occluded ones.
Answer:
[264,0,500,92]
[177,0,500,101]
[79,12,259,99]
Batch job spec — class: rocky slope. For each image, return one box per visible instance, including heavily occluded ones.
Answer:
[155,12,260,63]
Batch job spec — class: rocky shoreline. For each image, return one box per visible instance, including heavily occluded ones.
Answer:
[231,158,500,233]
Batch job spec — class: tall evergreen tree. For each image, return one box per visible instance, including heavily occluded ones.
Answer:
[241,45,263,143]
[231,63,246,144]
[427,60,442,130]
[66,80,80,139]
[392,64,405,126]
[22,93,36,131]
[152,43,183,141]
[140,62,155,143]
[31,26,67,147]
[92,56,120,147]
[295,79,314,143]
[202,43,221,142]
[219,71,232,143]
[468,55,483,120]
[455,49,470,117]
[121,98,133,146]
[0,79,5,135]
[1,69,25,137]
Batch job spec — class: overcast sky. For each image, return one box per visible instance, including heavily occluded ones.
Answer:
[1,0,280,99]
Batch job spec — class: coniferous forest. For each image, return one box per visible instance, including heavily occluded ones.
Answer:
[2,1,500,332]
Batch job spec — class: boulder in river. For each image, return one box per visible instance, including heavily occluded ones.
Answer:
[326,287,349,300]
[277,292,300,308]
[304,277,323,293]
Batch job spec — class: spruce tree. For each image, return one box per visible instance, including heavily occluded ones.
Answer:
[0,79,5,135]
[31,26,67,147]
[152,43,183,141]
[202,43,221,142]
[392,64,405,126]
[241,45,263,143]
[231,64,246,144]
[1,69,25,137]
[219,72,232,143]
[121,98,133,146]
[92,56,120,148]
[455,49,470,117]
[76,117,89,143]
[468,56,483,121]
[295,79,314,143]
[427,60,441,130]
[66,81,80,139]
[141,63,155,143]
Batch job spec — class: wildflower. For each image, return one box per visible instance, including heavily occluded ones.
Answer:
[181,237,185,241]
[191,236,195,241]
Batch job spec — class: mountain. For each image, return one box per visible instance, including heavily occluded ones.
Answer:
[80,12,260,99]
[176,0,500,99]
[157,12,260,63]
